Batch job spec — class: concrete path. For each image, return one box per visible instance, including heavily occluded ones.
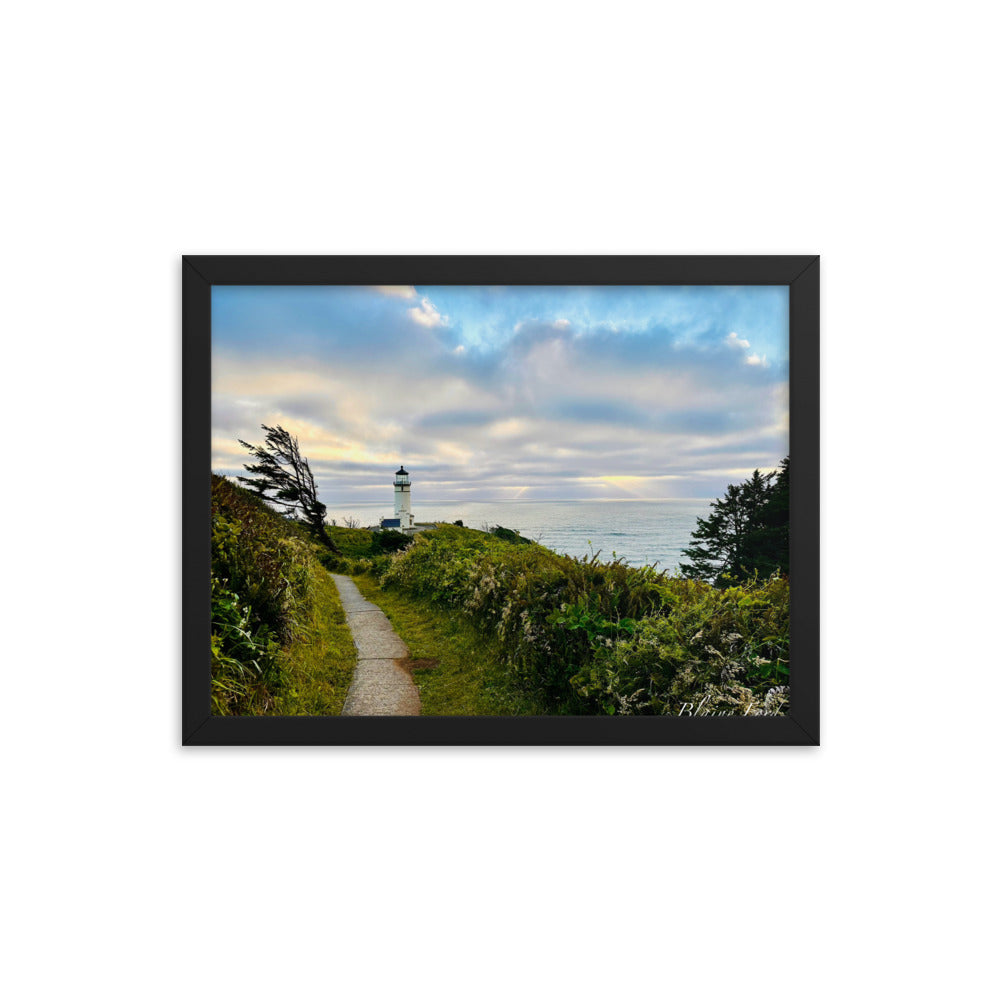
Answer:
[331,574,421,716]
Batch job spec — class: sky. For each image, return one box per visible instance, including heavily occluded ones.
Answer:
[211,284,788,506]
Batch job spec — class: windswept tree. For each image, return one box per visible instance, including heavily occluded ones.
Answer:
[237,425,340,554]
[680,458,789,586]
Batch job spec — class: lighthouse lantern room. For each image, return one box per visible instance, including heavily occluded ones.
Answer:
[393,466,414,527]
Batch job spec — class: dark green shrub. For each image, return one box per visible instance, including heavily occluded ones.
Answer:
[369,530,414,555]
[489,525,533,545]
[311,546,341,571]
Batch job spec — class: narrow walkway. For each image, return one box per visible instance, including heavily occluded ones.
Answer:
[331,574,421,716]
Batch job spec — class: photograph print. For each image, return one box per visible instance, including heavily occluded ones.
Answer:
[199,263,812,740]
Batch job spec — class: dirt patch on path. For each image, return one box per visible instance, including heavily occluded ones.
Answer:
[404,658,440,672]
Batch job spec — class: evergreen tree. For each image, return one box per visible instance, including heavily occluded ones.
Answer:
[752,456,789,577]
[237,425,340,554]
[680,459,789,585]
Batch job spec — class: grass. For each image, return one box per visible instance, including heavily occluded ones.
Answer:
[326,525,375,557]
[352,574,540,716]
[270,565,357,715]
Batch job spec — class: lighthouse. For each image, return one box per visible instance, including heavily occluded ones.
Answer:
[393,466,414,528]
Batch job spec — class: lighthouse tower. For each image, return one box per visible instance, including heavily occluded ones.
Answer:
[393,466,414,528]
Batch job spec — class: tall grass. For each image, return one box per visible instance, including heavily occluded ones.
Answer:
[353,575,542,716]
[210,475,355,714]
[376,524,789,715]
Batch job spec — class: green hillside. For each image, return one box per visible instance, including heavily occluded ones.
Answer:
[210,475,356,715]
[363,524,789,716]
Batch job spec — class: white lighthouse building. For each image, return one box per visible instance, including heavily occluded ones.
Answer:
[391,465,414,528]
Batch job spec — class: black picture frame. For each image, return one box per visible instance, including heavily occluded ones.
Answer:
[184,255,819,746]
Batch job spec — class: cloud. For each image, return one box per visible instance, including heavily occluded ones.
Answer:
[211,286,788,502]
[408,297,447,328]
[371,285,417,298]
[414,409,497,430]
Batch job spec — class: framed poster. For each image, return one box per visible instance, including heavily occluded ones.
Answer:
[183,256,818,745]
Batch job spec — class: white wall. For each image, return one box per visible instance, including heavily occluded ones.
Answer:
[4,3,994,998]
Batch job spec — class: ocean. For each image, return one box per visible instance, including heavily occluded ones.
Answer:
[326,498,712,574]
